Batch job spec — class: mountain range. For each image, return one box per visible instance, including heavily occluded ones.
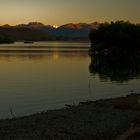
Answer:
[0,22,100,41]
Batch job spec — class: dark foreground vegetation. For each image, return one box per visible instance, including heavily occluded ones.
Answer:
[89,21,140,54]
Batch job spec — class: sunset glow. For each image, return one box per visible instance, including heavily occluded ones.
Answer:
[53,25,58,28]
[0,0,139,25]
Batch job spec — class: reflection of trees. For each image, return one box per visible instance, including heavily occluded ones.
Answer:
[89,53,140,83]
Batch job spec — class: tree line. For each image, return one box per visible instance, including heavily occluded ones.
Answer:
[89,21,140,54]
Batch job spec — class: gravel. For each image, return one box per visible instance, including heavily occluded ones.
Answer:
[0,93,140,140]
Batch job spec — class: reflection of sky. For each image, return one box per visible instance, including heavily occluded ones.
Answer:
[0,50,91,118]
[0,42,140,118]
[0,52,89,61]
[0,0,139,25]
[0,48,140,119]
[0,42,90,61]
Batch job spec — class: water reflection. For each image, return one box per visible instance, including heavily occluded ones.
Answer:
[0,49,90,119]
[0,42,140,118]
[89,53,140,83]
[0,52,88,61]
[0,42,89,61]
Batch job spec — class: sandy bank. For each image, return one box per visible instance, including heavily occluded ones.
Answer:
[0,93,140,140]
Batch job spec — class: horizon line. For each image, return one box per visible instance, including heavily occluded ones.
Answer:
[0,20,140,27]
[0,21,98,27]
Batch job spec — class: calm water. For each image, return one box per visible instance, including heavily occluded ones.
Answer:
[0,41,140,119]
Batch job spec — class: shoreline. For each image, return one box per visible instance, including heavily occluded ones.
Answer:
[0,93,140,139]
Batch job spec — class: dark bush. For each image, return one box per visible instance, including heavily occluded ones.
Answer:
[89,21,140,54]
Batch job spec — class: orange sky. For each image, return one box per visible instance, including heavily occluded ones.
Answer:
[0,0,139,25]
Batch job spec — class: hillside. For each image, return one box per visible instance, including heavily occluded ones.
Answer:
[0,22,99,42]
[16,22,99,40]
[0,27,54,42]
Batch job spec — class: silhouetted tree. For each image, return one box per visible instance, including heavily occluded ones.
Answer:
[89,21,140,54]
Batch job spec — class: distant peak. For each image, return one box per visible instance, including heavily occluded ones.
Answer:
[28,22,45,27]
[60,23,77,29]
[2,24,11,27]
[59,22,100,30]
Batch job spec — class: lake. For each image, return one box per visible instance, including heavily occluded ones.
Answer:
[0,41,140,119]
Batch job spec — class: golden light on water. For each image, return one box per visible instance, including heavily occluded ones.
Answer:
[53,53,60,60]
